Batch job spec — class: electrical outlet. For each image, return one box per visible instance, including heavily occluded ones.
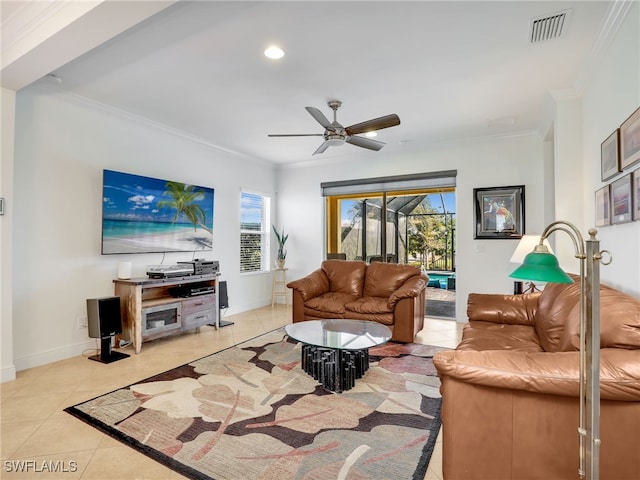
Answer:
[77,314,88,329]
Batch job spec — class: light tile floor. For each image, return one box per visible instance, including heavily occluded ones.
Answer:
[1,306,463,480]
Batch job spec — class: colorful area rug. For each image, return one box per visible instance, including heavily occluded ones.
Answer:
[65,329,447,480]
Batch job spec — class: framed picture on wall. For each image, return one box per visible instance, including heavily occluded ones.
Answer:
[633,170,640,221]
[620,106,640,170]
[594,185,610,227]
[473,185,525,239]
[601,129,620,181]
[610,174,632,224]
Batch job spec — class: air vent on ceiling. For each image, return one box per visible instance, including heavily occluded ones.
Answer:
[529,9,571,44]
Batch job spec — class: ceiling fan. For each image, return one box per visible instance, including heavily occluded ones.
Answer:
[268,100,400,155]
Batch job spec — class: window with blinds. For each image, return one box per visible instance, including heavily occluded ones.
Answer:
[240,191,271,273]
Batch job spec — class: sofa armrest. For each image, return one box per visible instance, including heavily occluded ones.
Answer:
[466,292,541,326]
[287,269,329,301]
[433,348,640,401]
[387,275,427,309]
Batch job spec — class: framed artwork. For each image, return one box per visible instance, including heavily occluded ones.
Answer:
[594,185,610,227]
[601,129,620,181]
[474,185,525,239]
[633,170,640,221]
[610,174,632,224]
[101,170,214,254]
[620,106,640,170]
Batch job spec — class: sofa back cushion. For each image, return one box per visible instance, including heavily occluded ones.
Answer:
[559,283,640,351]
[534,280,581,352]
[321,260,367,297]
[364,262,421,298]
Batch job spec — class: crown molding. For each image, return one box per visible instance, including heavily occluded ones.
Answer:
[1,1,176,91]
[1,1,100,69]
[574,0,636,93]
[32,83,271,167]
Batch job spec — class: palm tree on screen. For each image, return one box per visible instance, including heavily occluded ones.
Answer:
[157,182,212,233]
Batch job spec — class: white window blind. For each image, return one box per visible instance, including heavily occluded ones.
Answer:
[321,170,457,196]
[240,191,271,273]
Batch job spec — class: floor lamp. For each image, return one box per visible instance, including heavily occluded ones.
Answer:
[509,235,554,293]
[508,221,611,480]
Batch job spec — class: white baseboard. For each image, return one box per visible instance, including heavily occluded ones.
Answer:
[10,301,274,374]
[223,299,272,317]
[13,339,97,373]
[1,364,16,383]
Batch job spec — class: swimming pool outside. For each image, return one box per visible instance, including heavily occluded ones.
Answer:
[426,271,455,289]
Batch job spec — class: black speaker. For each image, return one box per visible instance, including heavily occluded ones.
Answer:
[219,281,229,309]
[217,281,234,327]
[87,296,123,338]
[86,296,129,364]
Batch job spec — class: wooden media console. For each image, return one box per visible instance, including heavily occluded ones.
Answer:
[114,273,220,354]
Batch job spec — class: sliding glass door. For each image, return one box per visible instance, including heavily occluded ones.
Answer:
[326,188,455,269]
[327,194,378,261]
[323,172,458,319]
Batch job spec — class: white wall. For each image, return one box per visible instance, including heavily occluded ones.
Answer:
[581,2,640,295]
[12,84,277,371]
[277,133,546,322]
[276,2,640,319]
[5,1,638,379]
[1,87,16,382]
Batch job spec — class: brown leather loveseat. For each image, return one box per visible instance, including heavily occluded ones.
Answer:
[433,280,640,479]
[287,260,428,343]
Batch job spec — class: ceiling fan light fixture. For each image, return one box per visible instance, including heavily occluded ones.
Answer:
[326,136,344,146]
[264,46,284,59]
[364,131,378,137]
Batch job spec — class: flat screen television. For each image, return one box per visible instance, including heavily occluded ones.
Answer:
[102,169,214,254]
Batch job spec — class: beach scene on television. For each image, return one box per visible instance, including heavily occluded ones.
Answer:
[102,170,214,254]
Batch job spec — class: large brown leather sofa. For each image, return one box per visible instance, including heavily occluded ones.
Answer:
[287,260,428,343]
[433,279,640,480]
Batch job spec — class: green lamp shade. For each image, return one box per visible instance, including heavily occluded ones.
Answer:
[509,251,574,284]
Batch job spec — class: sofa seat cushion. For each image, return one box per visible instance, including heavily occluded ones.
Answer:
[344,297,394,325]
[457,321,544,353]
[302,308,345,320]
[345,296,393,314]
[305,292,359,316]
[342,311,394,325]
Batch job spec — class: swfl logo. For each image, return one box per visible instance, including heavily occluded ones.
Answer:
[3,460,78,473]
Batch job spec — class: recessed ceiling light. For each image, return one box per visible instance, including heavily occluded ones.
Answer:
[365,131,378,137]
[264,46,284,59]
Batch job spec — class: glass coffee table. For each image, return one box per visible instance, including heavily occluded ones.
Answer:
[285,319,392,393]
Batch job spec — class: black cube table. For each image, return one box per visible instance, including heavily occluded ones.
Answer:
[285,319,392,393]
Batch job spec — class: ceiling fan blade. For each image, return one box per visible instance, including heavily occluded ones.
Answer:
[268,134,324,137]
[313,141,332,155]
[345,114,400,136]
[305,106,333,130]
[345,135,385,151]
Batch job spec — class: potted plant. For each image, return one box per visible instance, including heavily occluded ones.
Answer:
[272,225,288,268]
